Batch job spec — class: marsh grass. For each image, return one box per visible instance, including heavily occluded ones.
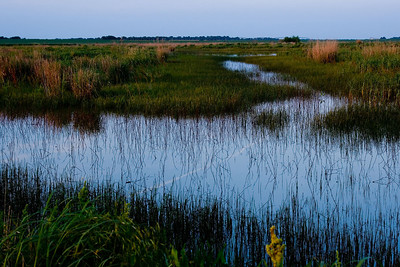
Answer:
[71,68,100,98]
[0,45,306,115]
[240,42,400,105]
[253,109,289,132]
[361,42,400,58]
[0,165,397,266]
[2,41,399,110]
[95,54,305,116]
[308,40,339,63]
[314,103,400,141]
[1,190,172,266]
[33,59,62,97]
[0,45,164,102]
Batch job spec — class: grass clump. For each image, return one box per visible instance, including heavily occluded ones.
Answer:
[0,184,228,266]
[71,68,100,99]
[253,109,289,132]
[361,42,400,58]
[0,45,165,105]
[314,103,400,141]
[308,40,339,63]
[33,59,62,97]
[1,189,167,266]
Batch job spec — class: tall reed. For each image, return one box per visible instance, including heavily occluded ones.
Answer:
[308,40,339,63]
[156,46,174,63]
[33,59,62,97]
[71,69,100,99]
[362,42,400,57]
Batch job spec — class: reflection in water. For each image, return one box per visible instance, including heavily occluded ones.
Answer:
[0,109,103,134]
[223,60,308,89]
[1,61,400,263]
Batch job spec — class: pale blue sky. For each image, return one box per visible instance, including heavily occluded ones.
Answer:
[1,0,399,39]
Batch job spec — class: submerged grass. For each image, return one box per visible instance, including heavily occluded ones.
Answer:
[314,103,400,141]
[253,109,289,132]
[0,165,397,266]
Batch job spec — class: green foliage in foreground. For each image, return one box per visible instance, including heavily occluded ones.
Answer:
[0,187,372,267]
[0,172,384,266]
[0,185,228,267]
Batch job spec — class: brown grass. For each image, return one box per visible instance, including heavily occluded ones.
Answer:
[362,43,400,57]
[34,59,62,97]
[156,46,173,63]
[0,57,6,84]
[71,69,100,99]
[308,40,339,63]
[0,52,28,85]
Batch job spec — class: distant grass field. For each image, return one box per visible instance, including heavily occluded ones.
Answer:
[1,41,400,117]
[0,44,305,116]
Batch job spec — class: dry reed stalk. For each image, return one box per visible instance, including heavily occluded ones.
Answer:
[73,57,96,69]
[97,56,113,73]
[8,54,25,85]
[34,59,62,96]
[308,40,339,63]
[71,69,99,98]
[156,46,173,63]
[362,43,399,57]
[0,57,6,84]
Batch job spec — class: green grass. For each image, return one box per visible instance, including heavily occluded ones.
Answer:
[0,165,395,266]
[253,109,289,132]
[0,185,228,266]
[96,54,306,115]
[314,103,400,141]
[2,42,400,116]
[0,44,305,116]
[240,42,400,104]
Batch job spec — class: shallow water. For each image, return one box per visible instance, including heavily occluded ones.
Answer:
[223,60,308,89]
[1,61,400,253]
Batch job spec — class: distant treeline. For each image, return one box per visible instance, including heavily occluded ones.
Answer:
[0,36,21,40]
[0,35,279,42]
[380,37,400,40]
[2,35,400,43]
[101,35,280,42]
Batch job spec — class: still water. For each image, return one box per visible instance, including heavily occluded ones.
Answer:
[1,60,400,237]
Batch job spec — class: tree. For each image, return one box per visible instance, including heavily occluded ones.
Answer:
[283,36,300,43]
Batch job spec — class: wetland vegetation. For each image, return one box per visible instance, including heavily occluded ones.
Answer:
[1,40,400,266]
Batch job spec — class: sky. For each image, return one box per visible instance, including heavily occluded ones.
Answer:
[1,0,399,39]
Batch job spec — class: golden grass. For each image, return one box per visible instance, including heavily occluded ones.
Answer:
[362,43,400,57]
[156,46,173,63]
[71,69,100,99]
[308,40,339,63]
[34,59,62,97]
[0,57,6,84]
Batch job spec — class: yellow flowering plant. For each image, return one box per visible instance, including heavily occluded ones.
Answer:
[266,226,285,267]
